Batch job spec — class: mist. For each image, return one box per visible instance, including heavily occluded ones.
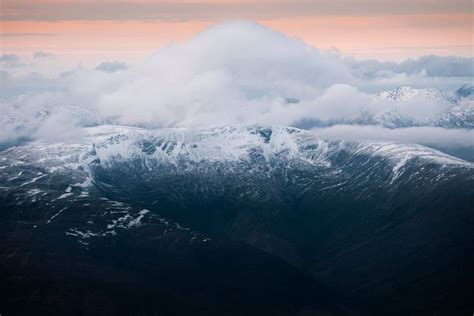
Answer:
[0,21,472,156]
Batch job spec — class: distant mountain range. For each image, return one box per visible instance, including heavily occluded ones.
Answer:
[372,86,458,104]
[370,85,474,129]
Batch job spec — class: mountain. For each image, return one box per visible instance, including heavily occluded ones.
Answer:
[0,125,347,316]
[0,105,105,148]
[1,125,473,315]
[372,86,457,104]
[3,86,473,152]
[295,86,474,130]
[370,86,474,129]
[455,84,474,100]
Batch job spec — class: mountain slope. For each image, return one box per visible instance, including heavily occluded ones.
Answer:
[1,124,473,315]
[0,128,348,315]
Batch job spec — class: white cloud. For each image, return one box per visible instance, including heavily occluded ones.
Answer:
[95,61,128,73]
[33,51,55,59]
[0,21,472,151]
[312,125,474,148]
[73,21,355,126]
[0,54,24,68]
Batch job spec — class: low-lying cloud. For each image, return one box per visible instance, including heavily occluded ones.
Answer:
[33,51,55,59]
[95,61,128,73]
[0,21,472,156]
[0,54,23,68]
[349,55,474,79]
[312,125,474,161]
[312,125,474,148]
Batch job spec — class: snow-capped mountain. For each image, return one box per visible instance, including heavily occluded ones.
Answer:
[435,101,474,128]
[2,85,473,151]
[370,86,474,129]
[3,124,472,255]
[455,84,474,100]
[372,86,457,104]
[0,105,106,147]
[1,124,474,314]
[3,124,472,206]
[82,125,469,177]
[295,85,474,130]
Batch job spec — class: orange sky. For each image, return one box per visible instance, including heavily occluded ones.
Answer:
[0,1,473,61]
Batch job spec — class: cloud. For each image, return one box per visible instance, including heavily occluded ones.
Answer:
[311,125,474,161]
[95,61,128,73]
[33,51,55,59]
[0,54,20,63]
[347,55,474,92]
[83,21,353,127]
[0,21,472,152]
[312,125,474,148]
[0,54,24,68]
[310,124,474,162]
[0,71,63,100]
[398,56,474,78]
[349,55,474,79]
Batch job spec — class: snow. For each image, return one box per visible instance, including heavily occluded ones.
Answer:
[27,189,42,196]
[372,86,456,104]
[66,228,100,238]
[86,125,333,169]
[84,125,472,184]
[356,141,471,167]
[1,122,472,251]
[353,141,472,182]
[55,193,74,200]
[47,207,67,224]
[1,124,472,194]
[106,209,149,229]
[371,86,474,129]
[19,174,47,187]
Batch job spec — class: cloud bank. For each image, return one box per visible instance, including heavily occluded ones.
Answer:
[0,21,473,156]
[33,51,55,59]
[311,125,474,161]
[312,125,474,148]
[95,61,128,73]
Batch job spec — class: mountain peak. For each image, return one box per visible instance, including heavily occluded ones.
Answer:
[372,86,456,103]
[455,84,474,99]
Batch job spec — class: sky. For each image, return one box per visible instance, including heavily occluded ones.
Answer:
[1,0,473,62]
[0,1,473,156]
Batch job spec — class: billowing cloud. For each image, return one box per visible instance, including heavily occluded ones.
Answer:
[87,22,354,127]
[0,21,472,154]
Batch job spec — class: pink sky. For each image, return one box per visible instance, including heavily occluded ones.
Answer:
[1,0,472,61]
